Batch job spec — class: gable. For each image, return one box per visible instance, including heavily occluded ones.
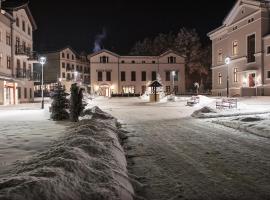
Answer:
[89,51,119,63]
[223,0,261,26]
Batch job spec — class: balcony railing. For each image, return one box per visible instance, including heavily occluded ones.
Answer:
[15,69,41,82]
[15,45,31,56]
[28,51,39,62]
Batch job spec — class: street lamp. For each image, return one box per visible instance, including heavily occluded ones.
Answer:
[172,70,176,95]
[39,56,46,109]
[225,57,231,98]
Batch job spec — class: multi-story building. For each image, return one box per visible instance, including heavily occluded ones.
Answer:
[38,47,90,94]
[88,49,185,96]
[208,0,270,96]
[0,1,38,105]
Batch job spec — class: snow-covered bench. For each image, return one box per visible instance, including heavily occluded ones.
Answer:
[187,96,200,106]
[216,98,237,109]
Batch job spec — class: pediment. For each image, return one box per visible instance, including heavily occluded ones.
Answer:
[223,0,260,26]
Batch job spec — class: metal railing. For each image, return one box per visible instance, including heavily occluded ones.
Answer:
[15,69,41,81]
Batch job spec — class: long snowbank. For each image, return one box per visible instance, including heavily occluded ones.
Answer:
[0,107,134,200]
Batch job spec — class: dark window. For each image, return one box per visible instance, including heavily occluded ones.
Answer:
[106,71,111,81]
[62,53,65,58]
[98,71,103,81]
[166,71,170,81]
[72,55,74,60]
[6,32,11,46]
[100,56,109,63]
[247,34,255,63]
[132,60,135,64]
[62,72,66,78]
[62,63,65,69]
[24,88,27,99]
[142,61,146,64]
[67,73,71,80]
[152,71,157,81]
[131,71,136,81]
[18,87,21,99]
[152,61,156,64]
[28,26,31,36]
[30,88,32,99]
[121,60,125,63]
[141,71,146,81]
[72,64,74,70]
[267,46,270,54]
[67,54,70,59]
[267,71,270,79]
[168,56,176,63]
[76,65,79,71]
[7,56,11,69]
[121,71,126,81]
[16,17,19,27]
[22,21,25,32]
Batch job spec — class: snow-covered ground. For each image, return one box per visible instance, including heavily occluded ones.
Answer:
[0,102,68,175]
[87,96,270,200]
[0,106,134,200]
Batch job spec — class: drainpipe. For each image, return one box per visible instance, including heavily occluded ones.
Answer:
[10,18,15,77]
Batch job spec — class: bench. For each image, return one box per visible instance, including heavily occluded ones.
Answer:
[187,96,200,106]
[216,98,237,109]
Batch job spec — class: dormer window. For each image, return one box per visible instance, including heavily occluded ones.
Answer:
[100,56,109,63]
[168,56,176,63]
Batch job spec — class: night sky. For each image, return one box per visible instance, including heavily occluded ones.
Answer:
[29,0,236,54]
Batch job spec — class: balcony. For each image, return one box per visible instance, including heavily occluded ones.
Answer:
[15,45,31,56]
[15,69,41,82]
[28,51,39,62]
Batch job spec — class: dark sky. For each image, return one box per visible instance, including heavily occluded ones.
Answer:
[29,0,236,54]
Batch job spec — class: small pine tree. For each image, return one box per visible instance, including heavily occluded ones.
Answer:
[50,83,69,121]
[70,83,85,122]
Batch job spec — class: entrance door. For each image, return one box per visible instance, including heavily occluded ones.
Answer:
[99,87,110,97]
[248,73,255,87]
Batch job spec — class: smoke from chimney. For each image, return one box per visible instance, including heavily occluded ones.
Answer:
[93,28,107,52]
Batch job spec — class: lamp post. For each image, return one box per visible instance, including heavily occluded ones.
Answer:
[225,57,231,98]
[172,70,176,95]
[39,56,46,109]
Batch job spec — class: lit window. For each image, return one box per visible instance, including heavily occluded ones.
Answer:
[232,41,238,56]
[218,73,222,85]
[234,68,238,82]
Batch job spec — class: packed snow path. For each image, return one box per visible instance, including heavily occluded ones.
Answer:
[90,97,270,200]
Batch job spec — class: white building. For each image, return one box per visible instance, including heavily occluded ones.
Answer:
[0,1,38,105]
[208,0,270,96]
[88,49,185,96]
[38,47,90,95]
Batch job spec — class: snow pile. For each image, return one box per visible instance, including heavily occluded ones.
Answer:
[0,107,134,200]
[213,114,270,138]
[192,106,217,118]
